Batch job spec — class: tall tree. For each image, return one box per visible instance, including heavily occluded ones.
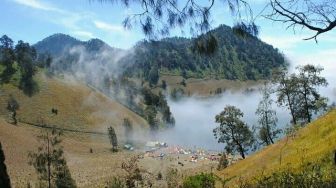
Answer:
[28,128,76,188]
[213,105,254,159]
[15,40,37,96]
[0,142,11,188]
[296,64,328,123]
[273,69,300,125]
[123,118,133,144]
[0,35,16,83]
[256,82,281,145]
[108,126,118,152]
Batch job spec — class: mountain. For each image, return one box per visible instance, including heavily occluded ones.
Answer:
[34,33,82,57]
[121,25,286,82]
[34,33,123,57]
[34,25,285,82]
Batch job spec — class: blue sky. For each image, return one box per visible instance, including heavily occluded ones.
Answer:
[0,0,335,55]
[0,0,335,103]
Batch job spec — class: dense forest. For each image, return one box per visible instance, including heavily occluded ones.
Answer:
[121,25,286,84]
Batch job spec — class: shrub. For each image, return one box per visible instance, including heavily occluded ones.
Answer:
[182,173,215,188]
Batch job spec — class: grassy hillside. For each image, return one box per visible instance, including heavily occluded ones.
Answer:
[0,71,149,134]
[0,71,153,187]
[216,109,336,186]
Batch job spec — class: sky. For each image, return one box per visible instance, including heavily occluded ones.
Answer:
[0,0,335,82]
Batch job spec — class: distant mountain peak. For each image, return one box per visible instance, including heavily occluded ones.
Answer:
[33,33,117,56]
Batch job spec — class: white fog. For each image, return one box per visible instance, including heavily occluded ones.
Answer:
[162,54,336,151]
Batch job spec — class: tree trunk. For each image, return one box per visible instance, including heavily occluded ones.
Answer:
[238,144,245,159]
[265,111,274,144]
[286,92,297,125]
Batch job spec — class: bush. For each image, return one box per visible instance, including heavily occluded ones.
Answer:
[183,173,215,188]
[249,162,336,188]
[106,177,125,188]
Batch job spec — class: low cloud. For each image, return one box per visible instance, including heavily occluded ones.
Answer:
[94,20,127,34]
[12,0,59,11]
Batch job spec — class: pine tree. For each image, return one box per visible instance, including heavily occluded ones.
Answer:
[28,128,76,188]
[108,126,118,152]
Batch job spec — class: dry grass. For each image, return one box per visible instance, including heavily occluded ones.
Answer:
[0,72,149,133]
[216,109,336,186]
[157,75,262,96]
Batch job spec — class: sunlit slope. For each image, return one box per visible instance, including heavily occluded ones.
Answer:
[216,109,336,185]
[0,72,149,132]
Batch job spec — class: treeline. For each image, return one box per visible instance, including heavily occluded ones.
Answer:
[213,64,329,160]
[0,35,51,96]
[121,24,286,85]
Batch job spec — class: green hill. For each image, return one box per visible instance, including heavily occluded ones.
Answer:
[121,25,285,82]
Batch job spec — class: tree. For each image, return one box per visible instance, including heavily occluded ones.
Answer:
[274,65,328,125]
[108,126,118,152]
[146,106,159,134]
[0,142,11,188]
[217,153,228,170]
[123,118,133,144]
[148,63,159,86]
[213,105,254,159]
[295,64,328,123]
[255,82,281,145]
[161,80,167,90]
[15,40,38,96]
[0,35,16,83]
[28,128,76,188]
[6,95,19,125]
[267,0,336,42]
[94,0,254,40]
[95,0,336,43]
[273,69,300,125]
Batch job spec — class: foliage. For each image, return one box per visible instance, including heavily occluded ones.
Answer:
[0,142,11,188]
[28,128,76,188]
[249,162,336,188]
[121,156,143,188]
[1,35,39,95]
[182,173,215,188]
[214,105,254,159]
[161,80,167,90]
[15,40,39,96]
[255,82,281,145]
[108,126,118,152]
[121,25,285,81]
[217,153,228,170]
[0,35,16,83]
[142,88,175,128]
[6,95,19,125]
[274,65,328,125]
[106,177,125,188]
